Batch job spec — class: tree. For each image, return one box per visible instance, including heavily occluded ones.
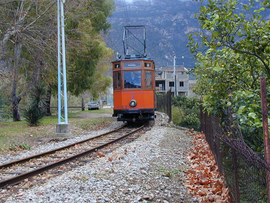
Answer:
[65,0,115,97]
[0,0,115,121]
[0,1,57,121]
[188,0,270,114]
[187,0,270,151]
[189,0,270,76]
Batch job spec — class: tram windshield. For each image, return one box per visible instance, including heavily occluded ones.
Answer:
[124,71,141,88]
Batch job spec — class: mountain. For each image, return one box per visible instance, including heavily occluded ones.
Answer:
[106,0,201,69]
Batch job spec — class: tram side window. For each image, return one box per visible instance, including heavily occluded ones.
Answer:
[124,71,141,88]
[145,71,152,88]
[114,72,121,89]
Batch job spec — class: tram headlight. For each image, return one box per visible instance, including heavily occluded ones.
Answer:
[129,100,137,107]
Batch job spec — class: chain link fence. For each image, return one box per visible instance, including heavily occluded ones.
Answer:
[156,91,268,202]
[201,109,268,202]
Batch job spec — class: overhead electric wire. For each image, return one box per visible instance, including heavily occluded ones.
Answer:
[121,0,130,25]
[106,0,132,58]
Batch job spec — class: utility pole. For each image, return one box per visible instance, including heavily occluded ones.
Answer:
[182,56,184,65]
[174,56,177,97]
[56,0,71,136]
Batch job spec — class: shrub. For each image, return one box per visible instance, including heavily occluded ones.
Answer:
[172,106,184,125]
[24,84,46,126]
[172,96,200,131]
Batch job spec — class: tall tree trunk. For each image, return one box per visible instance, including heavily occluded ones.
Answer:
[11,36,22,121]
[82,93,85,111]
[45,87,52,116]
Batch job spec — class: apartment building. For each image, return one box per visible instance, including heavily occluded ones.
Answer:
[155,65,194,97]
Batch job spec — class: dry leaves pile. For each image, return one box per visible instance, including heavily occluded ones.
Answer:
[185,132,231,203]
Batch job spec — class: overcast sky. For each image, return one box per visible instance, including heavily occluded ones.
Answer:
[125,0,150,3]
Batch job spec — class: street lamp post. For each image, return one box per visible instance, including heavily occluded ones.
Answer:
[174,56,177,97]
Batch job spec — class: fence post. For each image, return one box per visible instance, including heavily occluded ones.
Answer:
[232,150,240,203]
[260,76,270,202]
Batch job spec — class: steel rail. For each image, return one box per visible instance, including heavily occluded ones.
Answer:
[0,124,144,188]
[0,125,126,169]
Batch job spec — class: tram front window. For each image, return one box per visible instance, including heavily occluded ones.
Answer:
[124,71,141,88]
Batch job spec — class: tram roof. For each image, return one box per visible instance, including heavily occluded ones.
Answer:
[112,56,153,63]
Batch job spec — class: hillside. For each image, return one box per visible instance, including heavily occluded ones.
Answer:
[106,0,201,69]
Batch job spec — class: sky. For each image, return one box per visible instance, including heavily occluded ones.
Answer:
[125,0,150,3]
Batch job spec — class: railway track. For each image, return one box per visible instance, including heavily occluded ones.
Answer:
[0,124,146,189]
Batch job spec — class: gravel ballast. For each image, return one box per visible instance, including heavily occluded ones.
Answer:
[1,112,195,202]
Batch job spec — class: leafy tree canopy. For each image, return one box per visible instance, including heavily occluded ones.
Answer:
[65,0,115,96]
[188,0,270,112]
[0,0,115,120]
[189,0,270,73]
[188,0,270,151]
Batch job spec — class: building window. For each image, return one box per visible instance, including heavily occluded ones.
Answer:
[156,72,163,79]
[179,81,184,87]
[156,81,165,91]
[169,82,174,87]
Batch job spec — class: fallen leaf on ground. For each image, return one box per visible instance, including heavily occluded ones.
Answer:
[184,132,231,203]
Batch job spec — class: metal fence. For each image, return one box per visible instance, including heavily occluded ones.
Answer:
[155,88,268,202]
[201,109,268,202]
[155,90,171,121]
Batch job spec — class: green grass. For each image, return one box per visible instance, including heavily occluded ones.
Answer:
[78,108,113,114]
[0,108,115,152]
[78,117,113,130]
[157,166,180,178]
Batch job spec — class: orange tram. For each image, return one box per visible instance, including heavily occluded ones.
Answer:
[112,57,156,123]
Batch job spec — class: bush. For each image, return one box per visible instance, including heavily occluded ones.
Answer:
[24,84,46,126]
[172,106,184,124]
[178,112,200,131]
[172,96,200,131]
